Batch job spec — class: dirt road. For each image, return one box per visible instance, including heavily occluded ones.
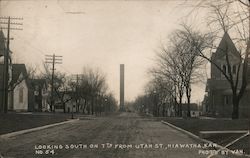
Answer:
[0,112,245,158]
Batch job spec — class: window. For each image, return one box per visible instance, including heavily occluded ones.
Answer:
[224,95,231,106]
[222,65,226,74]
[19,87,23,103]
[221,64,236,77]
[233,65,236,74]
[227,65,231,74]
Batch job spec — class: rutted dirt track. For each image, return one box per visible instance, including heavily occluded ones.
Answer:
[0,113,246,158]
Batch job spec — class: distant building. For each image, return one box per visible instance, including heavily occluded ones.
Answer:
[204,32,250,118]
[30,79,49,112]
[54,90,78,113]
[182,103,201,117]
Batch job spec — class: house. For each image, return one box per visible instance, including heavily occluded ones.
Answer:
[30,79,49,112]
[0,30,42,112]
[182,103,201,117]
[0,64,30,111]
[204,32,250,118]
[54,90,79,113]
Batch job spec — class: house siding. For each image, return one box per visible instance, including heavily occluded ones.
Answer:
[13,79,28,111]
[239,91,250,118]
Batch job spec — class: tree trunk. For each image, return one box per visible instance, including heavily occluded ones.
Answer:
[63,102,66,113]
[77,102,79,113]
[50,103,52,112]
[91,97,94,115]
[162,103,165,117]
[174,97,178,116]
[153,95,157,117]
[187,96,191,117]
[186,87,191,117]
[87,103,90,115]
[187,91,191,117]
[179,94,183,117]
[82,99,87,114]
[157,104,160,117]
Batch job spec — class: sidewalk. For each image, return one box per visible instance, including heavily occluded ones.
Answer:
[162,119,250,157]
[0,118,79,139]
[0,112,73,135]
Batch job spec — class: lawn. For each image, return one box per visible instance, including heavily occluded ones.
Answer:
[164,118,250,155]
[164,118,249,135]
[0,112,71,135]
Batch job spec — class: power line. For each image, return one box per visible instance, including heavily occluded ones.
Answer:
[45,54,62,112]
[10,32,72,75]
[0,16,23,113]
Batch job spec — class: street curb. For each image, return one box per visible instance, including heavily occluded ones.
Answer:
[161,120,250,158]
[161,120,216,144]
[0,119,79,139]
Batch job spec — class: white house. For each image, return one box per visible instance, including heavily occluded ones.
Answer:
[11,72,29,111]
[0,64,30,112]
[9,64,29,111]
[0,30,30,112]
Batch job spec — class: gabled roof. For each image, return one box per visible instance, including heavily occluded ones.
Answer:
[0,64,29,88]
[214,32,240,59]
[11,64,28,86]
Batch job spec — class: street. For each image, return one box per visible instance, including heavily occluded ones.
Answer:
[0,113,245,158]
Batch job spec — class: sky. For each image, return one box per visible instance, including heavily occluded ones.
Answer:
[0,0,208,103]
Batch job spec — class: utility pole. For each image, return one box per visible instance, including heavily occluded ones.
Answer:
[72,74,81,112]
[0,16,23,113]
[71,74,83,118]
[75,74,79,113]
[45,54,62,112]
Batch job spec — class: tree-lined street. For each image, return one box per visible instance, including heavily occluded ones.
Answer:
[1,1,250,158]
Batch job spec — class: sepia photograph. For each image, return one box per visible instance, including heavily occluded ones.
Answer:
[0,0,250,157]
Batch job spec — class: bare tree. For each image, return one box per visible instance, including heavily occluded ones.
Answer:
[151,49,184,117]
[180,1,250,119]
[140,75,176,117]
[39,63,71,112]
[151,27,205,117]
[53,74,72,113]
[173,28,206,117]
[79,67,108,115]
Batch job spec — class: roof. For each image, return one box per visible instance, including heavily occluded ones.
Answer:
[11,64,28,86]
[30,79,47,89]
[0,64,29,88]
[214,32,240,59]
